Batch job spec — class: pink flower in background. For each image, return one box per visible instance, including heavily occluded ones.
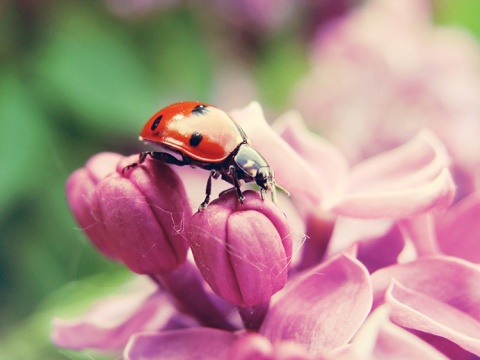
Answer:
[292,0,480,194]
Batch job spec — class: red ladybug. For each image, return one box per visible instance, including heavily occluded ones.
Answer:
[123,101,283,209]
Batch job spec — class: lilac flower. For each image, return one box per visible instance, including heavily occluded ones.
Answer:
[230,102,455,268]
[55,99,475,359]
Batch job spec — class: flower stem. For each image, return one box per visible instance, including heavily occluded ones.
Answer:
[150,261,236,331]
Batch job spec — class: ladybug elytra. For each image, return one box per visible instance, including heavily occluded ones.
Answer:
[123,101,284,209]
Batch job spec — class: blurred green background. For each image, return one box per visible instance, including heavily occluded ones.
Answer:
[1,0,479,359]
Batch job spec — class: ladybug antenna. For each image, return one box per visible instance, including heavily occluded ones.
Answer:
[276,183,290,197]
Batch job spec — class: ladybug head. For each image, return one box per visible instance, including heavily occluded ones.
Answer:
[255,166,277,203]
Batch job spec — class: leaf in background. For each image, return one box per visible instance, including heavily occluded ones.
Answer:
[0,68,51,216]
[35,3,157,134]
[255,34,308,108]
[434,0,480,38]
[141,9,213,101]
[0,270,131,360]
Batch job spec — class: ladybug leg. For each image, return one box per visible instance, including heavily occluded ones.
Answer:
[122,151,186,174]
[199,170,219,210]
[228,165,244,204]
[260,188,266,200]
[122,151,151,174]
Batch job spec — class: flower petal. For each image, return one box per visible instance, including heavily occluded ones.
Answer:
[398,213,441,256]
[329,305,448,359]
[372,256,480,356]
[274,110,349,211]
[230,102,322,211]
[326,130,455,218]
[228,333,311,360]
[330,168,455,218]
[386,280,480,356]
[261,254,372,356]
[124,328,237,360]
[52,277,195,351]
[342,129,450,193]
[436,191,480,263]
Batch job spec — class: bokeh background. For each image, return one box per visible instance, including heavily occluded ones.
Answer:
[1,0,479,359]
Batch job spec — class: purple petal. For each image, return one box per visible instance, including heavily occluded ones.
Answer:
[227,333,311,360]
[386,280,480,356]
[327,130,455,218]
[124,328,237,360]
[276,110,349,193]
[350,221,410,273]
[274,110,349,214]
[52,277,195,350]
[260,254,372,356]
[325,217,417,274]
[398,213,441,256]
[372,256,480,355]
[229,102,322,211]
[329,305,448,359]
[332,168,455,218]
[436,191,480,262]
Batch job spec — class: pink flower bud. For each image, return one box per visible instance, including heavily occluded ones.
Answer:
[66,152,124,260]
[186,190,292,307]
[66,153,191,274]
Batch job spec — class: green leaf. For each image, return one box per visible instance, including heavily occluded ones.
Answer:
[255,35,308,107]
[35,3,157,134]
[434,0,480,38]
[0,270,131,360]
[0,68,51,216]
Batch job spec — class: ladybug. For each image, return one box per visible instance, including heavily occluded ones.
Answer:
[123,101,285,209]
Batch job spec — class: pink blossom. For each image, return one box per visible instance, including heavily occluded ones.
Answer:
[56,99,476,359]
[230,102,455,268]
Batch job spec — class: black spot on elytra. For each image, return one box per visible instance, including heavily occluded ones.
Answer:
[192,104,207,115]
[189,132,203,147]
[151,115,163,131]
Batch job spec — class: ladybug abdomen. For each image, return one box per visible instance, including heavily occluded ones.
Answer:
[141,103,247,163]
